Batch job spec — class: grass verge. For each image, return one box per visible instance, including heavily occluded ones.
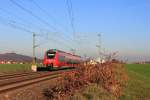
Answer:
[70,84,117,100]
[120,64,150,100]
[0,64,31,73]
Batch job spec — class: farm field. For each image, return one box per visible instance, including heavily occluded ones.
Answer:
[0,64,31,74]
[121,64,150,100]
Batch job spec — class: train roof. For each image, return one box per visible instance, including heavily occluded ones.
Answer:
[47,49,81,57]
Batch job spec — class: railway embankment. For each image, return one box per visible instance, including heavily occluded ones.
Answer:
[44,62,127,100]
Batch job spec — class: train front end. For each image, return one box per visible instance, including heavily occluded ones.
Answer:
[43,49,58,68]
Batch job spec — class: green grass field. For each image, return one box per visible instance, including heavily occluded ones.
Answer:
[0,64,32,73]
[121,64,150,100]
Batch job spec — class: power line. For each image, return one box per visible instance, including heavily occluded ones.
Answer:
[33,33,73,49]
[0,7,54,34]
[10,22,33,33]
[0,11,48,37]
[0,10,89,53]
[0,8,55,47]
[28,0,75,43]
[0,14,52,47]
[12,0,78,48]
[0,14,50,49]
[0,18,73,49]
[65,0,76,37]
[0,9,34,33]
[29,0,68,32]
[45,34,73,49]
[0,8,32,29]
[0,15,33,34]
[9,0,75,49]
[65,0,78,54]
[0,1,90,59]
[9,0,60,32]
[11,0,72,40]
[0,7,70,42]
[0,13,75,50]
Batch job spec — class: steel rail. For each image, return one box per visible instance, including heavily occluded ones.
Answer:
[0,69,75,93]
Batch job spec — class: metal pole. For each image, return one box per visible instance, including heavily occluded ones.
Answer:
[70,48,76,55]
[33,33,36,65]
[98,33,101,58]
[96,33,102,63]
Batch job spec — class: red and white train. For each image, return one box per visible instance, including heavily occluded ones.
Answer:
[43,49,82,68]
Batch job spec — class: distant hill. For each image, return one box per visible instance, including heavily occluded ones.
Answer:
[0,53,42,63]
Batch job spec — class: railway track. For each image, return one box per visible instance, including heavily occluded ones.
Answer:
[0,72,38,80]
[0,67,74,80]
[0,68,75,93]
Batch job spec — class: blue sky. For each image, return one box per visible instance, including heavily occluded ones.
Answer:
[0,0,150,61]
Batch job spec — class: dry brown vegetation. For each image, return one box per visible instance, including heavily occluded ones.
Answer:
[43,61,127,100]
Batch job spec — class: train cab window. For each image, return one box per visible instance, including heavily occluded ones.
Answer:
[47,52,56,59]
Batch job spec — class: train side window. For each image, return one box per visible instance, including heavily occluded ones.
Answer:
[59,56,65,62]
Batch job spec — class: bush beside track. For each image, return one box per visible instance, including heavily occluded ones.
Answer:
[44,62,127,100]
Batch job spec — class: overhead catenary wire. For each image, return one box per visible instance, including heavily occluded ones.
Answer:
[0,8,55,47]
[65,0,76,37]
[0,0,81,53]
[10,0,78,49]
[33,33,73,48]
[0,13,74,49]
[0,1,84,63]
[29,0,68,32]
[0,11,48,37]
[0,7,50,33]
[65,0,78,54]
[0,15,33,34]
[0,7,71,43]
[9,0,60,33]
[10,0,70,37]
[27,0,76,43]
[10,22,33,33]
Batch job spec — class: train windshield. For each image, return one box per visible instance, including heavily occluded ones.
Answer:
[47,51,56,59]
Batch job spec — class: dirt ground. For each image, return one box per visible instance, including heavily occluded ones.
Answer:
[0,77,61,100]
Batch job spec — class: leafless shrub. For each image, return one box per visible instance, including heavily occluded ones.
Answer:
[44,61,127,100]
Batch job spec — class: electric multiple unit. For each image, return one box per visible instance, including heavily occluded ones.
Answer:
[43,49,82,68]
